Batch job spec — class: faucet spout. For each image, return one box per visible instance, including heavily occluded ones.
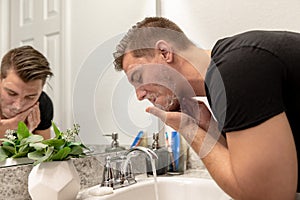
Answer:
[126,146,158,160]
[124,146,158,177]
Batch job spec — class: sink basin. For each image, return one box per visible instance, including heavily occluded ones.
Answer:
[78,176,232,200]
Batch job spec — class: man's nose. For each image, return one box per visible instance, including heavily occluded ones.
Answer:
[12,98,25,110]
[136,88,147,100]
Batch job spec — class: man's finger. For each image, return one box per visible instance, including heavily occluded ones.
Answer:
[17,108,33,121]
[146,106,167,122]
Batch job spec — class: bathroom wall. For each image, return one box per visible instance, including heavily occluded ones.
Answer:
[160,0,300,49]
[1,0,300,147]
[68,0,160,145]
[71,0,300,146]
[0,0,9,59]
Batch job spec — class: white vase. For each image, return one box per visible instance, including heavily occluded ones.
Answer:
[28,159,81,200]
[0,157,33,167]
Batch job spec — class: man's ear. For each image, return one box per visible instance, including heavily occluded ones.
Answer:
[155,40,173,63]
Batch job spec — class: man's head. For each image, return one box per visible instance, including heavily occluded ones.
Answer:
[113,17,196,111]
[1,45,53,85]
[0,45,53,118]
[113,17,194,71]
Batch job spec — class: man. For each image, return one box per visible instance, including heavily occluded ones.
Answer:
[113,17,300,199]
[0,45,53,139]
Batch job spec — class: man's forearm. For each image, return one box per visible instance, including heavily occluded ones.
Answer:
[180,124,242,199]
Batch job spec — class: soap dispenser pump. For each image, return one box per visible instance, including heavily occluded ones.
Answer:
[105,132,126,153]
[152,132,159,150]
[147,132,169,175]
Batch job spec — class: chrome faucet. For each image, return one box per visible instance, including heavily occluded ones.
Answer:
[126,146,158,160]
[101,146,158,189]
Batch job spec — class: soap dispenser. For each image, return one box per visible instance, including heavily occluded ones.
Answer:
[152,132,159,150]
[105,132,126,153]
[147,132,169,175]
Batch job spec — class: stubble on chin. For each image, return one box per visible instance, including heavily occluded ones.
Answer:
[1,107,19,119]
[160,99,180,112]
[1,110,12,119]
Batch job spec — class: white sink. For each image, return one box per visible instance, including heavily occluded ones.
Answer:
[78,176,232,200]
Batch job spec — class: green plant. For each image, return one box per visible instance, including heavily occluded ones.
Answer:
[0,121,88,165]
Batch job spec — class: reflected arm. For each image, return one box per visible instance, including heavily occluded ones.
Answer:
[34,128,51,139]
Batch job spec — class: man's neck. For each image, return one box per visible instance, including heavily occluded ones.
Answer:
[177,46,211,96]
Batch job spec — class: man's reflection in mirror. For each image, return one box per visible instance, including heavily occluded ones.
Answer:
[0,45,53,139]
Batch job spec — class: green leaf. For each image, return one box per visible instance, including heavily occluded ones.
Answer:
[52,121,61,138]
[2,145,16,155]
[67,142,81,146]
[17,121,31,140]
[21,135,44,145]
[0,147,10,161]
[68,142,89,151]
[69,145,83,155]
[18,144,30,154]
[29,142,48,150]
[27,150,44,160]
[51,146,71,161]
[28,146,54,165]
[0,155,8,162]
[44,146,55,160]
[80,143,89,149]
[0,139,15,146]
[12,151,28,158]
[42,139,65,149]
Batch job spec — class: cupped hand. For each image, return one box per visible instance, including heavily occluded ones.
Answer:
[146,99,220,156]
[146,106,201,144]
[0,102,40,133]
[25,102,41,132]
[147,97,212,132]
[0,107,34,134]
[180,97,212,131]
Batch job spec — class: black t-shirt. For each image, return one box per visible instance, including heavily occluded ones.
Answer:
[205,30,300,192]
[35,91,53,130]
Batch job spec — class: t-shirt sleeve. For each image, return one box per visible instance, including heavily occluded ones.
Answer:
[206,47,286,133]
[35,92,54,130]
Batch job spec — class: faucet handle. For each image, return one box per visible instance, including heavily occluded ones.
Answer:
[101,156,114,187]
[125,159,134,178]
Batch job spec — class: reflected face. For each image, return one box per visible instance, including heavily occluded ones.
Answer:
[0,69,43,118]
[123,53,182,111]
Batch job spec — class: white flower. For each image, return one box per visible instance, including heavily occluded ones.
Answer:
[73,124,80,135]
[4,129,17,141]
[61,124,80,142]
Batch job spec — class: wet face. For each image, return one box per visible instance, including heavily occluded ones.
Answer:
[123,53,183,111]
[0,69,43,119]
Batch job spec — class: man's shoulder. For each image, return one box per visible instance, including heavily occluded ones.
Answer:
[39,91,51,101]
[36,91,53,130]
[212,30,297,58]
[38,91,53,107]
